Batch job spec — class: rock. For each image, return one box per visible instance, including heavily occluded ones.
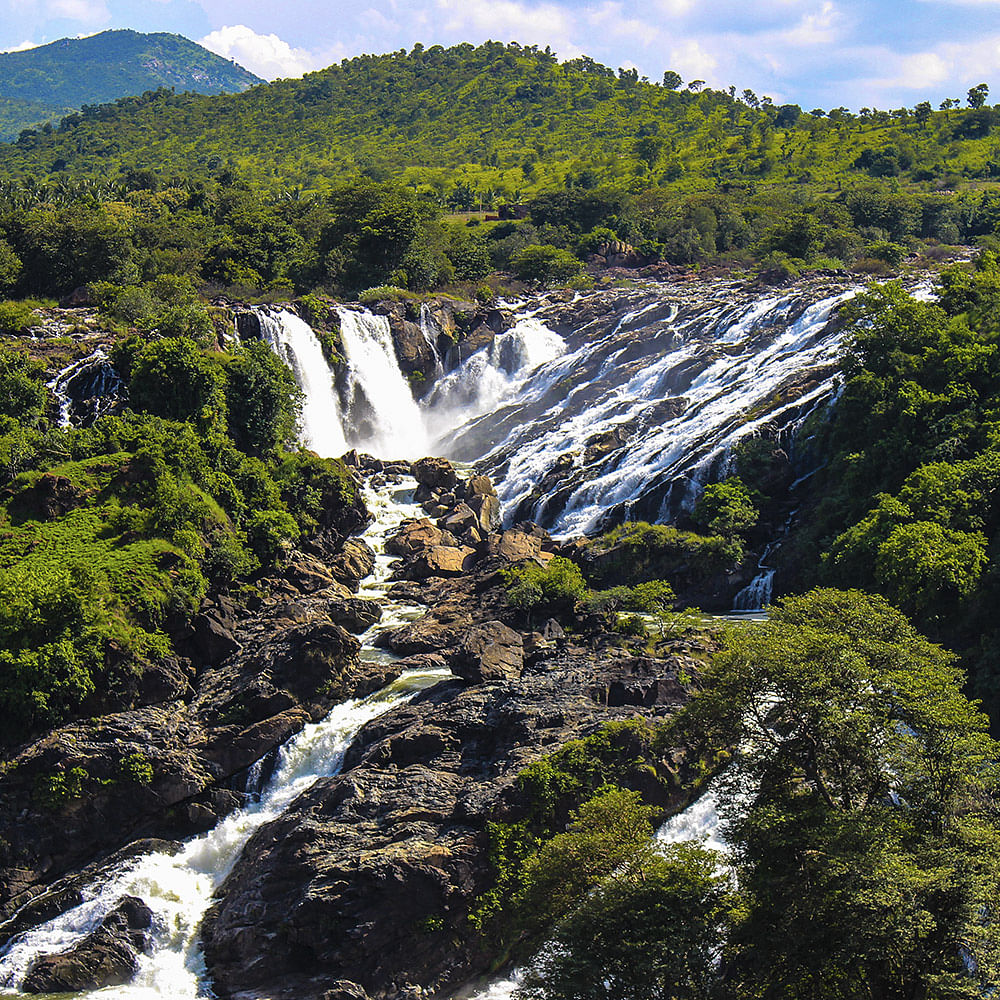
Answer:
[324,981,372,1000]
[451,622,524,682]
[328,539,377,590]
[408,545,477,580]
[440,503,478,535]
[327,598,382,634]
[235,310,264,341]
[284,553,337,593]
[487,530,552,564]
[466,493,500,533]
[22,895,153,994]
[13,474,83,520]
[412,457,457,491]
[463,475,497,501]
[58,286,95,308]
[385,519,445,558]
[202,644,694,1000]
[389,318,435,380]
[186,613,242,665]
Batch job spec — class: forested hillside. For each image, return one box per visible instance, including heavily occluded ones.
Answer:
[1,41,998,200]
[0,30,262,142]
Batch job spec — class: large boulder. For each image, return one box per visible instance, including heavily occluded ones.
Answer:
[326,598,382,634]
[385,519,445,558]
[22,896,153,994]
[412,457,457,491]
[450,622,524,683]
[487,529,552,564]
[407,545,477,580]
[328,539,376,590]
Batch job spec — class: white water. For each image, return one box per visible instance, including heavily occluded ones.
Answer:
[47,349,122,428]
[445,286,859,537]
[257,309,350,456]
[0,478,446,999]
[656,788,726,854]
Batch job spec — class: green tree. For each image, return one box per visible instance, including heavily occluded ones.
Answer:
[685,589,1000,999]
[517,844,731,1000]
[511,244,583,283]
[693,476,758,536]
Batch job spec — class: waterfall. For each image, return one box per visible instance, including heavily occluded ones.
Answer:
[439,281,861,537]
[424,317,567,448]
[335,307,429,458]
[256,309,349,457]
[0,479,447,999]
[47,349,123,428]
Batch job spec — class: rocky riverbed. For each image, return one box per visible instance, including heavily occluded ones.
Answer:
[0,456,711,999]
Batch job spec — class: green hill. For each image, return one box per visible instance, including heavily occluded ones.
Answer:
[0,30,263,141]
[1,40,998,200]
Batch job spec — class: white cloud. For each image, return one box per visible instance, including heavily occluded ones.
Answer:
[778,1,844,47]
[198,24,320,80]
[667,38,718,80]
[436,0,574,48]
[1,38,40,51]
[858,35,1000,98]
[586,2,657,45]
[46,0,108,23]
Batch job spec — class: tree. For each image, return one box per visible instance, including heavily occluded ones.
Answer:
[510,244,583,283]
[685,589,1000,999]
[662,70,682,90]
[516,844,732,1000]
[693,476,758,536]
[0,238,21,293]
[968,83,990,109]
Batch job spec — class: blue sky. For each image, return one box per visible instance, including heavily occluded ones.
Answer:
[2,0,999,110]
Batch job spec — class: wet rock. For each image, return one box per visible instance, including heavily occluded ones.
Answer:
[22,895,153,994]
[466,494,500,534]
[450,622,523,683]
[327,598,382,634]
[439,503,478,536]
[202,644,694,1000]
[411,457,457,491]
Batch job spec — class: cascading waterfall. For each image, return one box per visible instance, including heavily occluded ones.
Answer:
[440,282,860,537]
[335,307,430,457]
[424,316,567,447]
[0,478,447,999]
[47,349,123,428]
[256,309,350,457]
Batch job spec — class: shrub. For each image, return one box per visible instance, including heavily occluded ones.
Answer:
[503,556,587,615]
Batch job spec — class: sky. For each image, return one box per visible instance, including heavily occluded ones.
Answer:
[1,0,999,110]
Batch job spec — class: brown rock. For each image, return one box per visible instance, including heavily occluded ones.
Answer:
[284,553,336,593]
[466,493,500,533]
[487,530,550,564]
[385,519,444,558]
[451,622,524,682]
[328,539,376,590]
[409,546,477,579]
[412,457,457,491]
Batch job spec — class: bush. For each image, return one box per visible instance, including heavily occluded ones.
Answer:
[503,556,587,616]
[511,244,584,283]
[693,477,758,537]
[0,299,42,335]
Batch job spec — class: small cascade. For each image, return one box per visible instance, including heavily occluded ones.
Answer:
[47,349,123,428]
[425,317,567,449]
[0,478,447,999]
[732,568,776,613]
[418,303,445,377]
[336,307,430,458]
[656,787,726,853]
[255,308,349,456]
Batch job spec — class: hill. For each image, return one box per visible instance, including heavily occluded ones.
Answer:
[1,41,999,201]
[0,30,263,141]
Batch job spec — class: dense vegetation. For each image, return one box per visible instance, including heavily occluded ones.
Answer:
[0,30,261,142]
[0,327,358,746]
[499,590,1000,999]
